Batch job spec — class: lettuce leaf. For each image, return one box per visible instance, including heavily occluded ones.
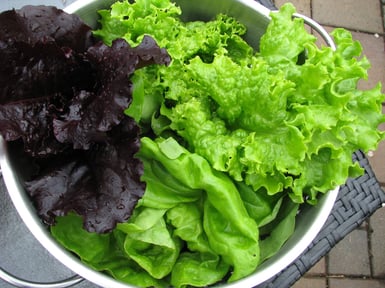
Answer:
[103,2,385,203]
[0,5,171,233]
[51,213,167,287]
[138,137,260,281]
[53,136,285,286]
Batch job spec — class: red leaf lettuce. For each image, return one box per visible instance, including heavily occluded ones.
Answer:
[0,5,171,233]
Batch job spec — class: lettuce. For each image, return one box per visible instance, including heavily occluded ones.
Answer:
[49,0,385,287]
[117,2,385,203]
[52,137,292,286]
[0,5,171,233]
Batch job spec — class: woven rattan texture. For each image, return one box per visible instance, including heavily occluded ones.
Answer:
[256,150,385,288]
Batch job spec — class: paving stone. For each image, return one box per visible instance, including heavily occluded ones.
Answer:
[328,229,371,276]
[292,277,327,288]
[273,0,311,16]
[329,278,385,288]
[360,220,369,230]
[370,206,385,277]
[312,0,383,33]
[383,5,385,30]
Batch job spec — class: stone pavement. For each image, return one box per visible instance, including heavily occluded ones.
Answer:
[272,0,385,287]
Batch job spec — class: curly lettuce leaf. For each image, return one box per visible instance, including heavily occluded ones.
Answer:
[94,0,182,47]
[259,3,316,64]
[122,2,385,203]
[94,0,251,61]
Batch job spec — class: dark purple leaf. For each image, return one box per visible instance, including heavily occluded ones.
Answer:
[0,5,171,233]
[52,37,170,150]
[0,97,69,156]
[26,118,145,233]
[0,6,93,51]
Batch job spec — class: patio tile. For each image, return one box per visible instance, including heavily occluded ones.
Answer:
[329,278,385,288]
[370,206,385,277]
[292,277,327,288]
[312,0,383,33]
[328,229,371,276]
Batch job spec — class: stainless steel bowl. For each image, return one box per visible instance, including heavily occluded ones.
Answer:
[0,0,339,287]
